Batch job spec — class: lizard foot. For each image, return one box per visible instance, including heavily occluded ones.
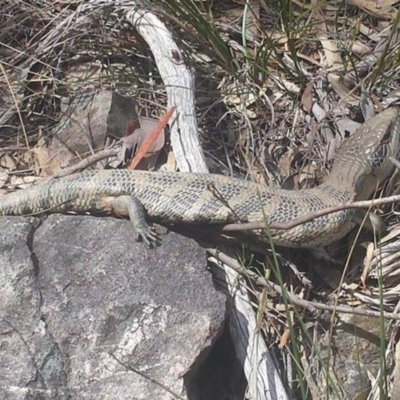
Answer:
[111,195,160,248]
[136,226,160,247]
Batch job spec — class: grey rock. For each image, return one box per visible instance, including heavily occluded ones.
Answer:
[49,91,138,169]
[318,311,383,399]
[0,216,226,399]
[54,91,111,156]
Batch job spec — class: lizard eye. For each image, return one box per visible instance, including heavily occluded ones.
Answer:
[369,121,394,170]
[371,143,388,169]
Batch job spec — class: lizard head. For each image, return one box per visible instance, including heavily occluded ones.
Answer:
[330,107,400,197]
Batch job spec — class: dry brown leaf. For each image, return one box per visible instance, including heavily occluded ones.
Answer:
[327,74,360,105]
[278,329,291,349]
[279,147,311,190]
[163,150,177,172]
[361,242,375,286]
[120,115,165,170]
[320,39,343,71]
[351,387,371,400]
[347,39,372,54]
[277,153,291,179]
[0,171,8,189]
[301,81,313,113]
[298,171,316,189]
[349,17,382,41]
[31,147,61,177]
[0,154,17,171]
[346,0,398,19]
[390,340,400,399]
[9,175,41,189]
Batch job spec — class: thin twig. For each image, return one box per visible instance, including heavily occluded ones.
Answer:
[207,248,400,320]
[222,194,400,232]
[54,148,119,178]
[0,146,29,153]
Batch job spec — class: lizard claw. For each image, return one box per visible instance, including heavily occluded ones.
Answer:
[136,226,160,247]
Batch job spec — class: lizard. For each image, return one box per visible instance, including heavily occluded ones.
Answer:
[0,107,399,248]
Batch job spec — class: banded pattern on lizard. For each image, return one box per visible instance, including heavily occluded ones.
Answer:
[0,108,399,248]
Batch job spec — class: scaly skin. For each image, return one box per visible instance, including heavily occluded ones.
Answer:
[0,108,399,247]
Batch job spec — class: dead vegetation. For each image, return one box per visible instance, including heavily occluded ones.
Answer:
[2,0,400,398]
